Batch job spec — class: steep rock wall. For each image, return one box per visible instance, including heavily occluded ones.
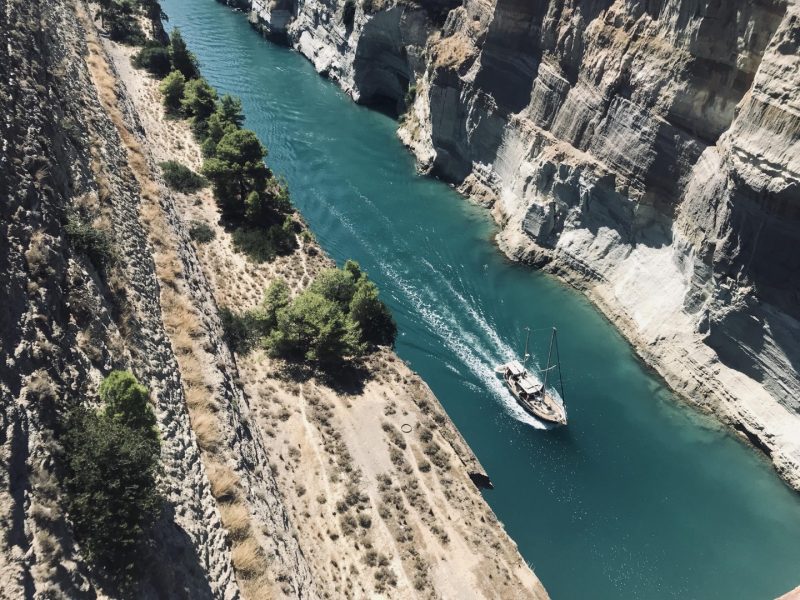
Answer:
[1,0,318,596]
[252,0,800,489]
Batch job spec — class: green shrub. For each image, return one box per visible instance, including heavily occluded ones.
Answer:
[265,290,366,365]
[309,266,358,309]
[258,262,396,364]
[261,278,290,331]
[159,160,206,192]
[159,70,185,114]
[305,261,396,348]
[201,112,238,157]
[65,212,113,269]
[349,277,397,347]
[219,307,265,354]
[61,371,161,587]
[231,218,297,263]
[132,42,172,77]
[218,94,245,129]
[169,28,199,80]
[188,220,215,244]
[202,129,269,215]
[105,1,146,45]
[99,371,157,432]
[181,78,218,136]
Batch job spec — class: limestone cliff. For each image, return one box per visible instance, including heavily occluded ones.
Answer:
[1,0,315,595]
[250,0,800,490]
[2,0,548,596]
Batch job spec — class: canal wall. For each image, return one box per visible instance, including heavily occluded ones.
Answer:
[1,0,549,595]
[247,0,800,492]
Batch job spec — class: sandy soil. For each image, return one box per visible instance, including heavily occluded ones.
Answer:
[102,34,547,600]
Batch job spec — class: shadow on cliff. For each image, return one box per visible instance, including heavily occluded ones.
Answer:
[141,503,216,600]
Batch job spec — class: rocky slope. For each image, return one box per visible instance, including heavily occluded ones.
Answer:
[106,31,545,598]
[250,0,800,490]
[1,0,547,596]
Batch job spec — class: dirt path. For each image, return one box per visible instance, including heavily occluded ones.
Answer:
[104,32,548,599]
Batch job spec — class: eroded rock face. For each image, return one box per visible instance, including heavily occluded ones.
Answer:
[256,0,800,489]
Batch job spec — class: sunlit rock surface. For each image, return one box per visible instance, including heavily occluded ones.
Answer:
[252,0,800,489]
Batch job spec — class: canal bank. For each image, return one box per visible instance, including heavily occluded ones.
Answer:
[161,1,800,598]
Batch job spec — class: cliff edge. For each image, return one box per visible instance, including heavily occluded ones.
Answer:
[248,0,800,491]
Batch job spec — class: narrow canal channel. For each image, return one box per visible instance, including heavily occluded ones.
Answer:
[159,2,800,597]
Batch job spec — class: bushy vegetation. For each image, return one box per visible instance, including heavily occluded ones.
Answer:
[182,78,219,136]
[153,28,302,263]
[189,220,215,243]
[219,307,268,354]
[202,129,268,213]
[101,0,146,45]
[159,160,206,192]
[132,42,172,77]
[221,262,396,365]
[61,371,162,588]
[267,288,366,364]
[231,217,297,262]
[65,211,113,269]
[169,29,199,80]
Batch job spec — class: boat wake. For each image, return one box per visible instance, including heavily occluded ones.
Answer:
[382,262,549,430]
[325,186,552,429]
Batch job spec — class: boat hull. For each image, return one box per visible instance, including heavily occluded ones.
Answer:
[496,364,568,426]
[515,393,567,426]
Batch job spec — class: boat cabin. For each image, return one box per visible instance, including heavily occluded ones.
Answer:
[495,327,568,426]
[502,361,542,401]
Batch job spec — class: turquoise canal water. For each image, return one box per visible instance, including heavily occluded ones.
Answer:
[159,2,800,597]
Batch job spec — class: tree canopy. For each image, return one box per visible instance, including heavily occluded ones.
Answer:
[159,70,185,114]
[202,129,269,215]
[181,78,218,125]
[99,370,158,433]
[62,371,161,588]
[219,94,245,128]
[349,277,397,347]
[309,267,358,309]
[169,28,199,80]
[266,290,366,364]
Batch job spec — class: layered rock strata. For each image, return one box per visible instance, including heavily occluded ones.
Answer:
[248,0,800,490]
[2,0,547,596]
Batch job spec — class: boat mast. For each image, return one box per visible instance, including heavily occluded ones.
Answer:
[523,326,531,368]
[543,327,556,395]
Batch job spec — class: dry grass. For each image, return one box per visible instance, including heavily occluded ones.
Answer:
[207,462,240,502]
[179,353,206,389]
[231,538,264,578]
[192,411,222,452]
[432,34,476,69]
[24,230,48,277]
[219,502,252,540]
[25,369,57,403]
[240,577,274,598]
[162,291,201,334]
[156,254,182,285]
[171,329,195,357]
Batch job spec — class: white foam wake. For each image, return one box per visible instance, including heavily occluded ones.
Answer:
[382,262,548,430]
[324,188,551,428]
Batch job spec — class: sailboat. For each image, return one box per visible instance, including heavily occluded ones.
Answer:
[495,327,567,426]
